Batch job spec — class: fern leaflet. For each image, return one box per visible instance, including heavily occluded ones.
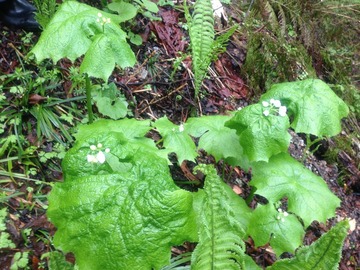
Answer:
[191,165,259,270]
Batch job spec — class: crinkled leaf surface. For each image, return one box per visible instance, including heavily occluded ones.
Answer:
[248,204,304,257]
[30,1,136,81]
[267,220,349,270]
[191,165,258,270]
[186,115,247,167]
[225,104,291,162]
[48,129,198,270]
[154,117,197,164]
[260,79,349,136]
[251,153,340,227]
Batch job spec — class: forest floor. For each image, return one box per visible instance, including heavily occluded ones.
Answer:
[0,1,359,269]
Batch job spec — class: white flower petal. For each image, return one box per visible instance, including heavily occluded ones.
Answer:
[97,143,103,148]
[90,145,97,151]
[87,155,95,163]
[263,110,270,116]
[273,100,281,107]
[179,124,184,132]
[96,151,106,164]
[262,101,269,107]
[105,148,110,153]
[278,106,287,116]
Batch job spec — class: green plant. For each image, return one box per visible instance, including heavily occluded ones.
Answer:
[47,79,350,269]
[33,0,58,29]
[30,1,137,123]
[185,0,237,98]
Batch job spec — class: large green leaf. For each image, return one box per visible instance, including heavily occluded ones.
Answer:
[247,204,304,257]
[48,130,197,270]
[251,153,340,227]
[30,1,136,81]
[267,220,349,270]
[225,104,291,162]
[154,117,197,164]
[186,115,247,167]
[260,79,349,136]
[191,165,258,270]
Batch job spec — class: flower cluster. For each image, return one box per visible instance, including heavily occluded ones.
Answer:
[276,208,289,222]
[87,143,110,164]
[262,99,287,117]
[172,123,184,133]
[96,12,111,26]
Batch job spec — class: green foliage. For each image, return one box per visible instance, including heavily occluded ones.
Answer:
[268,220,349,270]
[48,122,197,270]
[10,252,29,270]
[225,103,291,162]
[30,1,136,82]
[248,203,304,257]
[186,0,236,97]
[0,208,16,249]
[47,79,349,269]
[191,165,257,270]
[93,82,129,119]
[154,117,197,164]
[261,79,349,136]
[251,153,341,228]
[33,0,58,29]
[185,115,245,166]
[241,0,317,94]
[187,0,214,96]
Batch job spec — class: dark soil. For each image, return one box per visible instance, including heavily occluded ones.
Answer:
[0,2,359,269]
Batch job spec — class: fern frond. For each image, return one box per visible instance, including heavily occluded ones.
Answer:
[188,0,215,97]
[191,165,258,270]
[211,25,238,61]
[277,3,286,37]
[261,0,279,32]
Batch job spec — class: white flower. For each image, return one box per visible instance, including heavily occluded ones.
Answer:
[262,101,269,107]
[97,143,103,148]
[105,148,110,153]
[87,154,96,163]
[90,145,97,151]
[270,98,275,105]
[283,212,289,217]
[179,123,184,132]
[98,12,103,18]
[96,151,106,164]
[263,110,270,116]
[278,106,287,117]
[272,99,281,108]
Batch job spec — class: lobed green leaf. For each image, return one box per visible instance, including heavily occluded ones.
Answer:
[30,1,136,82]
[261,79,349,137]
[248,204,304,257]
[225,104,291,162]
[251,153,341,227]
[48,129,198,270]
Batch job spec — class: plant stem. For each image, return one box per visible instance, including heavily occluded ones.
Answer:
[85,74,94,124]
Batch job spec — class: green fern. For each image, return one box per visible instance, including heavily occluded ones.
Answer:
[186,0,215,97]
[267,220,349,270]
[191,165,259,270]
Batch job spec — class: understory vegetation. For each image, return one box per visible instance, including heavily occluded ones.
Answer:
[0,0,359,269]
